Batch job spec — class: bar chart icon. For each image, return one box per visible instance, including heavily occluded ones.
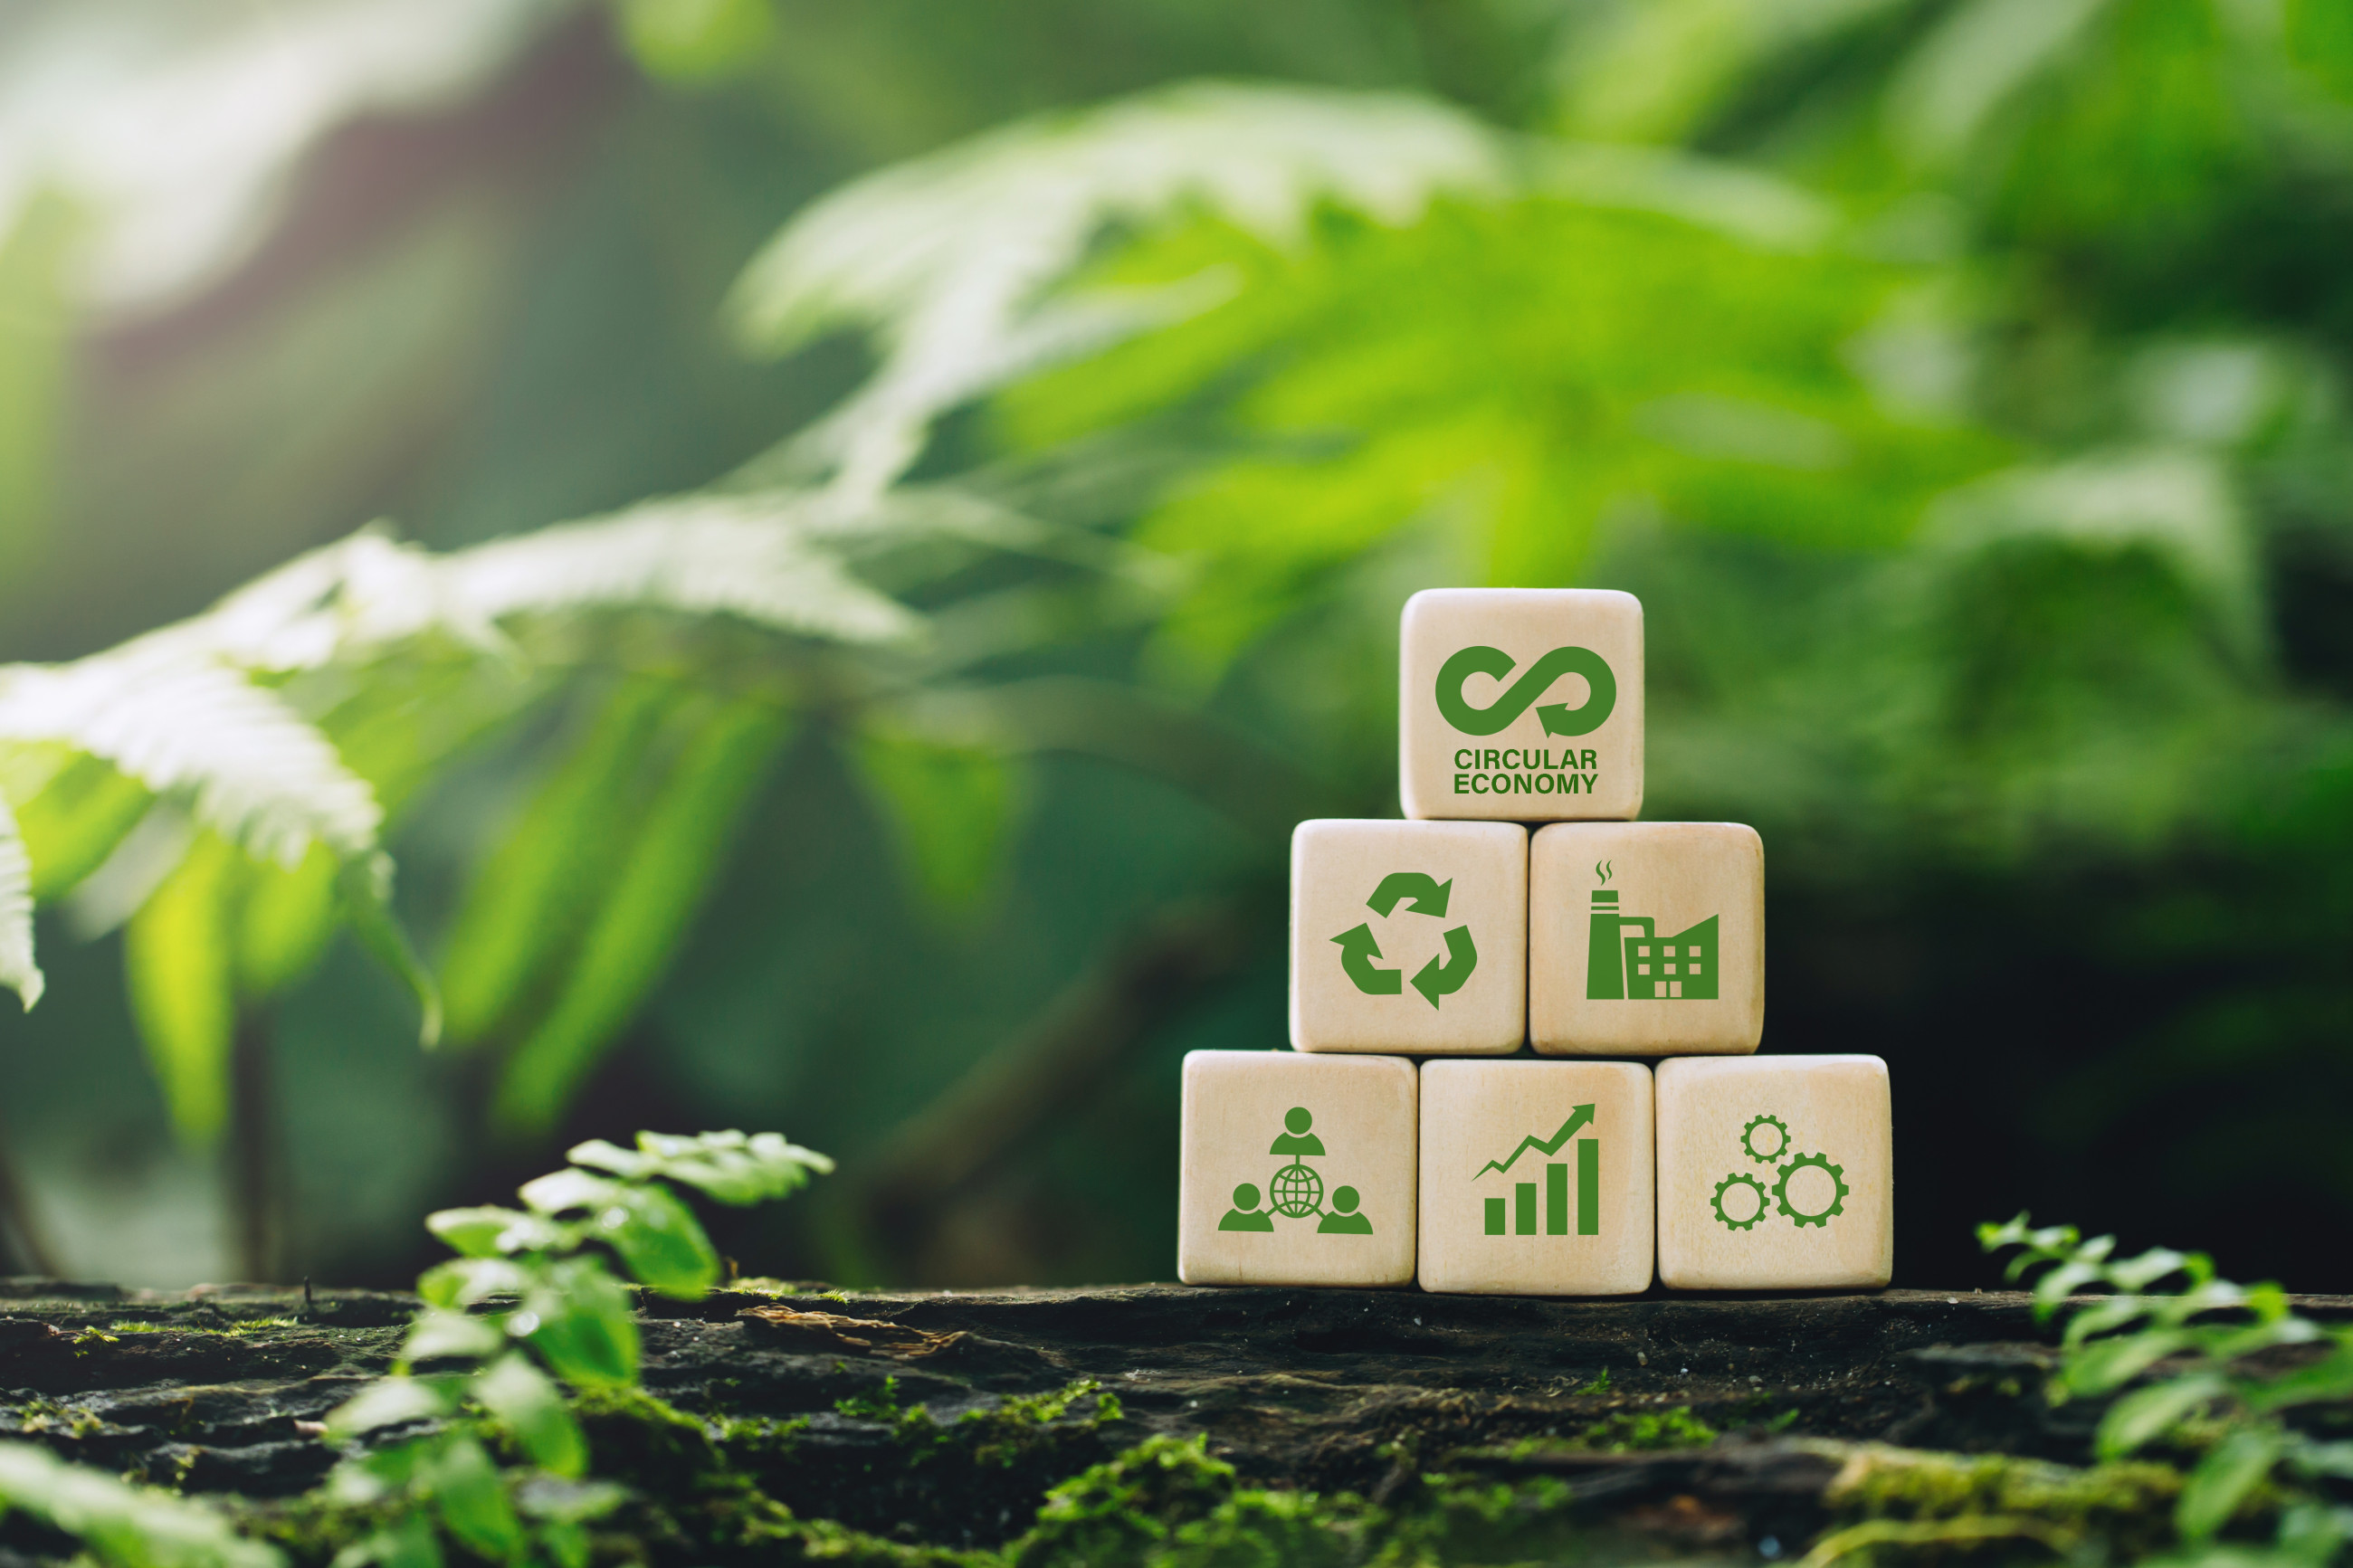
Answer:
[1473,1106,1601,1237]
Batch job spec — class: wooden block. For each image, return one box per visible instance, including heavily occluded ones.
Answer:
[1399,588,1643,822]
[1655,1055,1891,1291]
[1529,822,1763,1056]
[1177,1050,1417,1287]
[1417,1059,1653,1297]
[1291,820,1527,1056]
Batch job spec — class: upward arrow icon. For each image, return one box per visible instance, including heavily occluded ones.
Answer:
[1473,1105,1595,1179]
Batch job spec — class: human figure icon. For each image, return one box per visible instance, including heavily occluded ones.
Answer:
[1218,1183,1273,1231]
[1269,1107,1325,1156]
[1317,1185,1372,1234]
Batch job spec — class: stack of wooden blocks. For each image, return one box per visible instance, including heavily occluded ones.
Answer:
[1178,588,1893,1296]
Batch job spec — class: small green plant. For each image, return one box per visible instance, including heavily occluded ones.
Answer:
[1981,1214,2353,1558]
[0,1440,281,1568]
[324,1129,832,1568]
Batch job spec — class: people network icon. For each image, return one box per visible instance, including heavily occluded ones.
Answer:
[1219,1107,1373,1234]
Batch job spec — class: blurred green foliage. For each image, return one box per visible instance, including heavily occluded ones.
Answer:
[0,0,2342,1291]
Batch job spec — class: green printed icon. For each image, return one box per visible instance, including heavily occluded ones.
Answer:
[1710,1111,1849,1231]
[1332,870,1477,1008]
[1586,863,1718,1001]
[1220,1107,1375,1235]
[1472,1105,1600,1237]
[1435,644,1616,736]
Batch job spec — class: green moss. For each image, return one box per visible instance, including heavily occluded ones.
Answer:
[1462,1403,1719,1464]
[571,1384,729,1489]
[1823,1442,2187,1562]
[831,1376,1127,1472]
[960,1380,1124,1469]
[1003,1434,1242,1566]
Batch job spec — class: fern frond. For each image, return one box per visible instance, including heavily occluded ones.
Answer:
[0,793,40,1009]
[1923,448,2262,661]
[176,490,982,675]
[0,642,383,869]
[727,81,1510,500]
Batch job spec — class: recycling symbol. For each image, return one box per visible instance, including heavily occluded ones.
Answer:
[1330,871,1477,1009]
[1710,1111,1848,1231]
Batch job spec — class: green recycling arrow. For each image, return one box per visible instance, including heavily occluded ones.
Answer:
[1331,924,1402,995]
[1366,872,1452,918]
[1411,926,1478,1009]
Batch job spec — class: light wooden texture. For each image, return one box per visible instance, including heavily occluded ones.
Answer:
[1529,822,1763,1056]
[1291,820,1527,1056]
[1399,588,1643,822]
[1177,1050,1418,1287]
[1417,1059,1654,1297]
[1655,1055,1891,1291]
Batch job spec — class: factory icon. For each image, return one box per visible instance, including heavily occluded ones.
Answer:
[1586,864,1718,1001]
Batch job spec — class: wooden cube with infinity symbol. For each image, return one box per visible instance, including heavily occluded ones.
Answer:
[1177,1050,1418,1287]
[1399,588,1643,822]
[1291,819,1527,1056]
[1655,1054,1892,1290]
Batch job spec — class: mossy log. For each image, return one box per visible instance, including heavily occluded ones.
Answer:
[0,1279,2345,1563]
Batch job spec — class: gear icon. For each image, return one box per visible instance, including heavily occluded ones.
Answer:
[1774,1152,1848,1227]
[1741,1114,1790,1164]
[1711,1172,1770,1231]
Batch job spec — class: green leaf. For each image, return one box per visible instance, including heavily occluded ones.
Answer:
[0,784,39,1010]
[329,1514,442,1568]
[327,1442,429,1506]
[325,1377,456,1439]
[518,1170,720,1298]
[422,1436,526,1562]
[2245,1343,2353,1412]
[397,1311,505,1366]
[512,1476,625,1525]
[2062,1328,2191,1396]
[2177,1426,2283,1540]
[518,1257,640,1388]
[2098,1374,2229,1459]
[424,1206,577,1259]
[122,833,239,1148]
[534,1523,590,1568]
[847,727,1019,911]
[438,678,675,1047]
[567,1129,834,1206]
[472,1353,587,1478]
[0,1436,286,1568]
[338,854,440,1050]
[416,1258,529,1310]
[2288,0,2353,100]
[491,698,789,1136]
[515,1168,619,1217]
[14,751,151,901]
[2287,1440,2353,1480]
[234,843,338,1001]
[2062,1294,2158,1349]
[617,0,776,83]
[588,1182,721,1299]
[728,81,1508,495]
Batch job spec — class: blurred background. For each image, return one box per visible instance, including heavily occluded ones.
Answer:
[0,0,2344,1295]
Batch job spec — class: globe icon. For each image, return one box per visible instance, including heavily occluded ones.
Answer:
[1269,1160,1323,1219]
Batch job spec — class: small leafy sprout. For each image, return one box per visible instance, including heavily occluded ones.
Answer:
[0,1439,282,1568]
[1981,1213,2353,1548]
[324,1129,831,1568]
